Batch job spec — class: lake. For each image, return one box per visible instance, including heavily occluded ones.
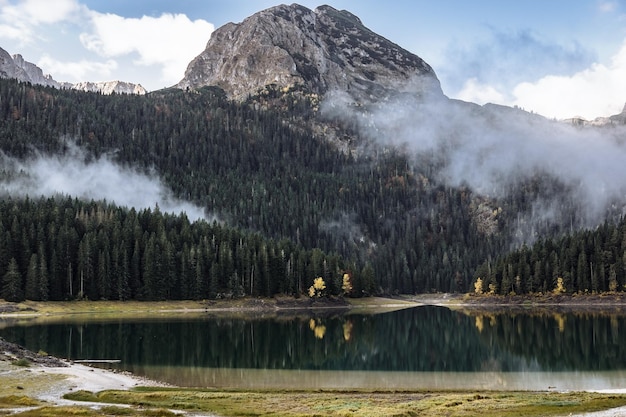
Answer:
[1,305,626,391]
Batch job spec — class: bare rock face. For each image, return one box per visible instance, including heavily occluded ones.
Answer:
[0,48,57,87]
[11,53,59,87]
[71,81,147,95]
[176,4,442,102]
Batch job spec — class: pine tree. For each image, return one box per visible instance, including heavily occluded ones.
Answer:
[2,258,23,302]
[25,253,39,300]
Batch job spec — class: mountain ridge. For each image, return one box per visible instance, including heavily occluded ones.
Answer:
[0,46,146,95]
[176,4,442,103]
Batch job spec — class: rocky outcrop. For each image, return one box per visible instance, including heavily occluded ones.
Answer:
[562,103,626,126]
[71,81,147,95]
[176,4,442,102]
[11,54,60,87]
[0,48,53,86]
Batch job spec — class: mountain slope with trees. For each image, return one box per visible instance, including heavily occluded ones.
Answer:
[0,78,509,300]
[474,216,626,296]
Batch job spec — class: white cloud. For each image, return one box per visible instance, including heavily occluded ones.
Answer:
[0,22,23,41]
[0,1,214,89]
[441,29,595,99]
[80,11,213,86]
[510,41,626,119]
[16,0,80,24]
[456,78,506,104]
[0,145,208,221]
[452,39,626,119]
[0,0,82,43]
[38,54,117,82]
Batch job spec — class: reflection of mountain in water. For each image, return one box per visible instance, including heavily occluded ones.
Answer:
[1,307,625,372]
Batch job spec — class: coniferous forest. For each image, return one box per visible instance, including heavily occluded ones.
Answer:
[0,78,623,301]
[475,218,626,295]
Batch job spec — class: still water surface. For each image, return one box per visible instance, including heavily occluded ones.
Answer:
[2,306,626,390]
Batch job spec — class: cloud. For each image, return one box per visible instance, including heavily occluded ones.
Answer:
[509,41,626,119]
[0,0,82,43]
[15,0,80,24]
[0,144,209,222]
[80,11,213,85]
[0,1,213,88]
[447,28,626,120]
[323,80,626,241]
[38,54,117,81]
[441,29,595,97]
[456,78,506,104]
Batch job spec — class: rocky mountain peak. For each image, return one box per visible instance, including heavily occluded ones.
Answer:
[71,80,147,95]
[176,3,442,102]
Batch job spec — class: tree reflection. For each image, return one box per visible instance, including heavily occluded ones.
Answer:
[3,307,626,373]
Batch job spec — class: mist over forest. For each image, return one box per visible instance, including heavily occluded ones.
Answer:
[0,143,207,221]
[0,75,625,300]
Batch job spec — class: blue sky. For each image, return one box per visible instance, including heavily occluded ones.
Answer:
[0,0,625,119]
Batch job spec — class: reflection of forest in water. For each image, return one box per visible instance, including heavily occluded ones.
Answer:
[1,307,625,372]
[473,310,626,371]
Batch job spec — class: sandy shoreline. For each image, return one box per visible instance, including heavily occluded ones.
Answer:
[0,357,170,412]
[39,360,167,393]
[1,358,225,416]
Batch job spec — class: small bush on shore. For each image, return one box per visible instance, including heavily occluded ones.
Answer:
[11,358,31,367]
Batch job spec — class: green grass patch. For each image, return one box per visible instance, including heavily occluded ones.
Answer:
[58,389,626,417]
[0,395,40,407]
[62,391,99,402]
[11,406,100,416]
[98,406,135,415]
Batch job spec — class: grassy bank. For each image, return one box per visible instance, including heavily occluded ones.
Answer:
[0,297,420,322]
[4,293,626,319]
[2,383,626,417]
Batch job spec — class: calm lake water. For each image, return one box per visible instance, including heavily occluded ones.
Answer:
[2,305,626,391]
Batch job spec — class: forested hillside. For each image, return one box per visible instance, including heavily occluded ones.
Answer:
[474,216,626,295]
[1,78,616,300]
[0,79,505,298]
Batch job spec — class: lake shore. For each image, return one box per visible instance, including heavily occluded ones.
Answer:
[0,296,419,318]
[3,292,626,319]
[1,343,626,417]
[3,295,626,416]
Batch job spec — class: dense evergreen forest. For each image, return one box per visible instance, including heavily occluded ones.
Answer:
[0,196,362,301]
[0,78,620,300]
[474,216,626,295]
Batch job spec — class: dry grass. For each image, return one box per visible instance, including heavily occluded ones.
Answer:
[61,388,626,417]
[0,361,68,398]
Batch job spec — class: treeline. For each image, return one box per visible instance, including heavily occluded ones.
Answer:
[474,217,626,295]
[0,196,374,302]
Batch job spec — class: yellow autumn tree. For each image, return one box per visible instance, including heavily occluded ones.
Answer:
[553,277,566,294]
[308,277,326,298]
[474,278,484,295]
[341,273,352,296]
